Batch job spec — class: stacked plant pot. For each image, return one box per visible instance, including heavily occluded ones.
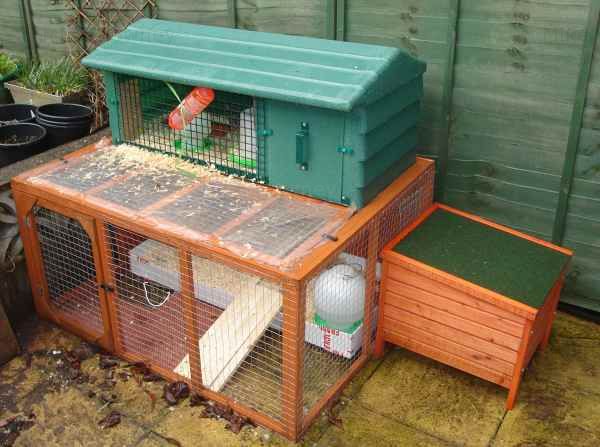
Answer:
[0,104,47,168]
[35,103,92,147]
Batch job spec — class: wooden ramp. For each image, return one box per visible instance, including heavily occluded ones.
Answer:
[175,280,282,392]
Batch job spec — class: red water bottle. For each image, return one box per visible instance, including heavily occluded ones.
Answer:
[168,87,215,131]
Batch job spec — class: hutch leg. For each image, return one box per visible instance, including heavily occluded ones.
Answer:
[374,333,386,358]
[506,319,534,410]
[362,221,380,356]
[373,261,389,359]
[540,276,564,351]
[179,249,202,389]
[280,280,305,441]
[13,190,54,321]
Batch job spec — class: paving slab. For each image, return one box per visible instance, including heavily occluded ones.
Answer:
[315,399,449,447]
[13,387,147,447]
[341,357,385,398]
[492,379,600,446]
[78,356,172,427]
[356,348,506,447]
[151,404,256,447]
[551,311,600,340]
[527,336,600,394]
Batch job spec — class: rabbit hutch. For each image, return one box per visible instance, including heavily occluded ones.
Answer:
[12,19,432,441]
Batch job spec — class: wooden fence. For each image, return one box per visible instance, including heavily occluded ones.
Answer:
[1,0,599,313]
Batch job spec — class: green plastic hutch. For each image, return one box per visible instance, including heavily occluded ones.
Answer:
[83,18,426,207]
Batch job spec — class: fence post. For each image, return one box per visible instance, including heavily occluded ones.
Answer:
[18,0,37,61]
[335,0,345,40]
[436,0,460,201]
[227,0,237,28]
[552,0,600,244]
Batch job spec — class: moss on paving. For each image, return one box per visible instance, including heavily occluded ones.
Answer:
[394,209,569,308]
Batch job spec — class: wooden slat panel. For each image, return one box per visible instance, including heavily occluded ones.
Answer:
[383,303,518,364]
[384,327,512,389]
[386,277,524,337]
[384,289,522,351]
[383,317,514,376]
[386,263,527,324]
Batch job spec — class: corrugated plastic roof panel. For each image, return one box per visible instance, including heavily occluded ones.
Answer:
[82,18,425,111]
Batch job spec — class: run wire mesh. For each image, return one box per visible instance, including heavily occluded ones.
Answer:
[16,145,435,439]
[104,223,285,421]
[114,74,265,180]
[34,207,104,335]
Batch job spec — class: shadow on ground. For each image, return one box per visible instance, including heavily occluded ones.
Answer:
[1,311,599,446]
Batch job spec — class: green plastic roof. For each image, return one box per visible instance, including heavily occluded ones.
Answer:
[82,19,425,111]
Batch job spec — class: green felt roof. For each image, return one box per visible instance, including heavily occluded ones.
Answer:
[394,209,570,309]
[82,19,425,112]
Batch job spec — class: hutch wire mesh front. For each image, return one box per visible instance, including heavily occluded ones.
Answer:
[13,143,433,440]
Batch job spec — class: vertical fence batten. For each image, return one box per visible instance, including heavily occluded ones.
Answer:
[335,0,346,40]
[326,0,336,40]
[437,0,460,201]
[227,0,237,28]
[18,0,35,62]
[552,0,600,245]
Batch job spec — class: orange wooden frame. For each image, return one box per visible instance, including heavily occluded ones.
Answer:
[375,203,573,410]
[12,143,435,441]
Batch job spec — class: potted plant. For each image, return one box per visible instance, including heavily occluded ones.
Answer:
[5,58,88,106]
[0,53,18,104]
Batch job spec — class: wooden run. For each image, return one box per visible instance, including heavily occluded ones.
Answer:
[12,142,435,441]
[375,203,573,410]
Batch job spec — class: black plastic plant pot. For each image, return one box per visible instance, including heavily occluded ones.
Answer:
[35,117,91,147]
[0,123,47,168]
[0,104,37,125]
[36,103,93,123]
[36,115,92,127]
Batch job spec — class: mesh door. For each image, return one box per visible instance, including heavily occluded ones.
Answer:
[113,74,265,180]
[34,207,104,335]
[104,223,284,421]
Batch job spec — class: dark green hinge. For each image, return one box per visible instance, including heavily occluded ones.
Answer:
[296,122,309,171]
[337,146,353,155]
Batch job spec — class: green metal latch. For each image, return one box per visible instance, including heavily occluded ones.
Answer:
[296,122,309,171]
[337,146,353,155]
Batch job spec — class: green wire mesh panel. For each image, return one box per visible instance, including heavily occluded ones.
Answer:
[113,74,266,181]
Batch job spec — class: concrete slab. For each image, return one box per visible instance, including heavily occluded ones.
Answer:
[527,336,600,394]
[13,387,147,447]
[356,348,506,447]
[551,311,600,340]
[151,404,254,447]
[315,400,450,447]
[492,380,600,446]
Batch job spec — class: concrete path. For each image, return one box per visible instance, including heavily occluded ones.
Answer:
[1,311,599,446]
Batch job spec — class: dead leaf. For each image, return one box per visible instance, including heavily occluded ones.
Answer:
[189,393,207,407]
[99,355,118,369]
[163,382,190,406]
[98,411,121,429]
